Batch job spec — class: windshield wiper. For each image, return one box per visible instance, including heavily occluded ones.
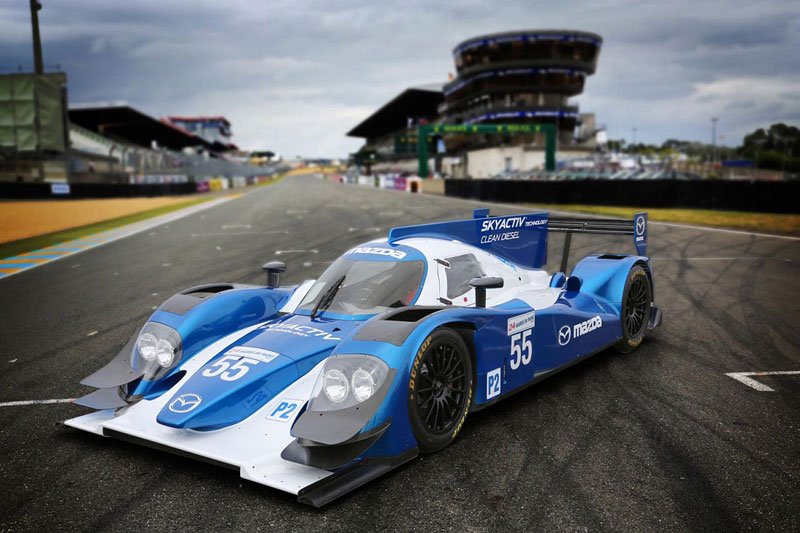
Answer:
[310,274,346,319]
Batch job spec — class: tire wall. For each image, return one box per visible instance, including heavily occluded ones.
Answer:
[444,178,799,214]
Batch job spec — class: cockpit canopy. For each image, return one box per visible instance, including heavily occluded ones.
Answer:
[297,256,425,318]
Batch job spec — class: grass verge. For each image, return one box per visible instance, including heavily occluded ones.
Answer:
[254,173,286,187]
[0,196,213,260]
[524,204,800,236]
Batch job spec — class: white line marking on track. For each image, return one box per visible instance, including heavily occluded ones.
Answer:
[275,249,319,255]
[190,230,287,237]
[348,227,382,232]
[86,331,98,337]
[653,221,800,241]
[0,398,74,407]
[222,224,252,229]
[8,359,17,363]
[70,264,80,268]
[651,257,762,261]
[725,371,800,391]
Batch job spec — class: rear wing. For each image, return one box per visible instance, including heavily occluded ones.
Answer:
[549,212,648,272]
[388,209,647,272]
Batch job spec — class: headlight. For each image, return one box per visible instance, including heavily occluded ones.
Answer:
[155,338,177,368]
[322,369,349,403]
[351,368,376,402]
[309,355,389,411]
[132,322,182,379]
[137,333,158,361]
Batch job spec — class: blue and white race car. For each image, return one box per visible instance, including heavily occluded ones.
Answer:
[66,209,661,506]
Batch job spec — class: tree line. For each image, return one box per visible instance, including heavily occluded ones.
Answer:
[607,123,799,172]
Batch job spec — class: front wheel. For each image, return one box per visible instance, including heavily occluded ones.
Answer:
[614,265,653,353]
[408,328,473,452]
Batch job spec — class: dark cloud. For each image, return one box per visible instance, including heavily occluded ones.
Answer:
[0,0,797,155]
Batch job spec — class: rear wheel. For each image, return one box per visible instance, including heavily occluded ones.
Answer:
[408,328,473,452]
[614,265,652,353]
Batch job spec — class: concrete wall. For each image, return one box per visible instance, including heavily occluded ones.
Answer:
[370,147,593,178]
[465,146,588,178]
[421,178,445,195]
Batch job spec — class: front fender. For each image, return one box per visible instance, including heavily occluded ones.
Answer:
[77,283,297,406]
[322,306,519,459]
[150,284,293,363]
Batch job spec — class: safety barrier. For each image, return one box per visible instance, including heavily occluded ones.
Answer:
[0,181,197,199]
[443,178,799,214]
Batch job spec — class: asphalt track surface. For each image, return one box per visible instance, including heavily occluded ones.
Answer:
[1,175,798,531]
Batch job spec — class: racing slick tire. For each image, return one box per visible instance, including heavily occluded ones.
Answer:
[408,327,473,452]
[614,264,653,353]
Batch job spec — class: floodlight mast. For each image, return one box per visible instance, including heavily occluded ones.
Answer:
[30,0,44,74]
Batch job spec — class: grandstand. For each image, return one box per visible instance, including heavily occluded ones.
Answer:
[347,29,606,178]
[64,104,269,184]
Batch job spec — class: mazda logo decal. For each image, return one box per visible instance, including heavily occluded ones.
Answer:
[558,325,571,346]
[636,216,646,236]
[169,393,202,413]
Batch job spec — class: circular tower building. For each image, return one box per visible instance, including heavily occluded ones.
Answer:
[443,30,602,146]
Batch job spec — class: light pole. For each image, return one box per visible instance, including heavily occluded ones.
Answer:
[711,117,718,163]
[29,0,44,74]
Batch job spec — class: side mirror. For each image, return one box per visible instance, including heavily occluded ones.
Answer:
[469,276,504,308]
[564,275,582,292]
[262,261,286,288]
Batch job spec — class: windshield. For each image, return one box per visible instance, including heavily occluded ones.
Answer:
[298,258,425,317]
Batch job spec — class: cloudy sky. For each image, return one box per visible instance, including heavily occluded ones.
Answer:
[1,0,798,156]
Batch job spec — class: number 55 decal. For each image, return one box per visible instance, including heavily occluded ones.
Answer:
[202,355,258,381]
[509,329,532,370]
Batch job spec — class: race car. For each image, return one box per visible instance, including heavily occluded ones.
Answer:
[66,208,661,507]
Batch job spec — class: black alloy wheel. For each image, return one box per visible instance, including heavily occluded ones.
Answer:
[614,265,652,353]
[408,328,473,452]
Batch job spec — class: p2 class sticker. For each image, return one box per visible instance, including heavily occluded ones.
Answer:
[486,368,502,400]
[224,346,280,364]
[266,399,304,422]
[507,310,536,336]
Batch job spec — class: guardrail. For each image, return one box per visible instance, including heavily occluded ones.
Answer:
[0,181,197,199]
[444,178,799,214]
